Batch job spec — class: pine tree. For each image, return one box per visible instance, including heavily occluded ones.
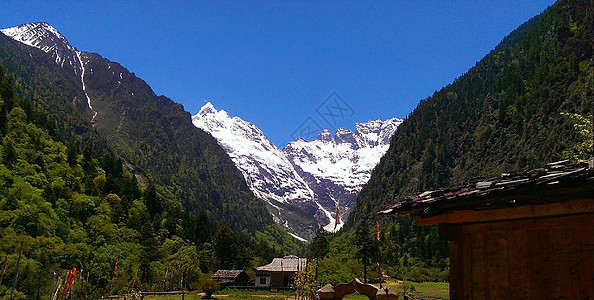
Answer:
[354,220,378,282]
[308,228,329,280]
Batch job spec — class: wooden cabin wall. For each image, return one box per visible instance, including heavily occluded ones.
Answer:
[270,271,296,288]
[448,213,593,299]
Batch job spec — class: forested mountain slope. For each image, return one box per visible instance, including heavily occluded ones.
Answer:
[0,65,301,298]
[0,23,272,232]
[349,0,592,227]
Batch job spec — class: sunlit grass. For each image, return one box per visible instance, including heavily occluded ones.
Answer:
[143,281,448,300]
[383,280,449,299]
[143,289,296,300]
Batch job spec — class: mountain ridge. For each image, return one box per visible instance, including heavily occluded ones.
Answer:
[192,101,402,238]
[0,22,275,233]
[348,0,592,228]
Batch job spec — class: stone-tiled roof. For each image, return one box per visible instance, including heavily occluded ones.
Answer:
[211,270,247,279]
[378,160,594,218]
[255,255,307,272]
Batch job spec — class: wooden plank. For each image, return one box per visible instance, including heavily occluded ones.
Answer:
[460,212,592,233]
[448,242,459,300]
[482,231,491,299]
[527,227,556,300]
[574,216,594,298]
[470,232,485,299]
[485,228,509,299]
[448,241,461,300]
[417,198,593,225]
[472,214,593,299]
[448,214,593,299]
[438,223,461,241]
[507,229,531,299]
[556,225,576,298]
[462,233,472,299]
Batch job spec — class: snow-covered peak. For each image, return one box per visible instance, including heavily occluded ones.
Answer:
[336,127,353,135]
[355,118,403,146]
[316,129,333,142]
[192,103,314,201]
[284,118,402,193]
[198,102,217,116]
[192,103,325,238]
[192,102,401,237]
[2,22,97,123]
[1,22,84,71]
[1,22,75,53]
[334,128,357,145]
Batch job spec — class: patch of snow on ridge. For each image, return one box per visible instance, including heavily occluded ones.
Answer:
[76,51,97,123]
[288,232,308,242]
[318,202,343,232]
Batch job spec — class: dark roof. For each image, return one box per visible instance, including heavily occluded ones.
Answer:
[211,270,247,279]
[378,160,594,218]
[255,255,307,272]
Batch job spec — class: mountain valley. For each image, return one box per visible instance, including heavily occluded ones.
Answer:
[193,102,401,238]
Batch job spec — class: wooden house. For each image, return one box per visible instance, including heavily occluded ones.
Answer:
[254,255,307,289]
[211,270,250,287]
[378,160,593,299]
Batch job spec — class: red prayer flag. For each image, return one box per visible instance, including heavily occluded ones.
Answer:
[66,267,77,297]
[109,255,119,295]
[376,220,380,241]
[334,204,341,231]
[61,268,76,300]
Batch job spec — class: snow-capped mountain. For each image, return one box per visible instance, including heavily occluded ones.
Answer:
[284,118,402,221]
[193,102,314,203]
[2,22,401,239]
[1,22,76,66]
[192,103,331,239]
[1,22,98,123]
[192,102,401,238]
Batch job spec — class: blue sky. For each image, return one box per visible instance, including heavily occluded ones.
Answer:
[1,1,555,146]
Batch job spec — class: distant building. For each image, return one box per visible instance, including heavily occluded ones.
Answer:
[378,160,594,299]
[254,255,307,289]
[211,270,250,287]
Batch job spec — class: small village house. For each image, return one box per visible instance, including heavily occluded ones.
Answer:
[254,255,307,289]
[210,270,250,288]
[378,160,593,299]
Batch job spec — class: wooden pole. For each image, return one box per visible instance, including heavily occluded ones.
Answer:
[130,268,140,292]
[61,269,72,300]
[178,270,183,290]
[0,254,8,284]
[50,272,56,300]
[109,254,119,295]
[10,242,23,297]
[163,269,168,291]
[51,277,63,300]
